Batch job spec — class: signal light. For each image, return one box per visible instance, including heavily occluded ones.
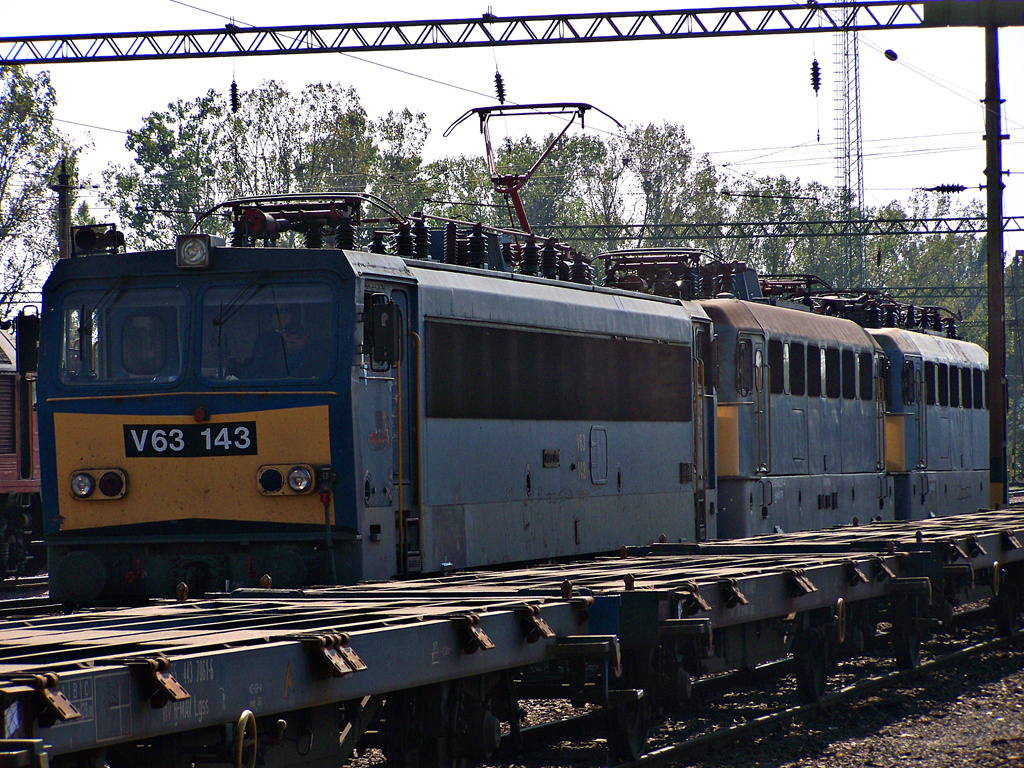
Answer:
[72,225,125,256]
[98,471,126,498]
[810,59,821,93]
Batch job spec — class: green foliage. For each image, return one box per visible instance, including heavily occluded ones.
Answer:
[102,89,224,250]
[422,154,497,225]
[102,81,383,248]
[370,109,430,216]
[0,66,76,318]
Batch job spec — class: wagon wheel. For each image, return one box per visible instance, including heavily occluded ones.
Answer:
[892,616,921,670]
[993,572,1023,637]
[794,647,828,704]
[605,690,649,763]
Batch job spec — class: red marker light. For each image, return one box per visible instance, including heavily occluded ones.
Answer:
[99,471,125,498]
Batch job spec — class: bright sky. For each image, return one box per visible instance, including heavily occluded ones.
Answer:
[6,1,1024,262]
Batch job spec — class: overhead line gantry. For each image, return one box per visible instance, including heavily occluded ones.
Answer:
[0,2,930,64]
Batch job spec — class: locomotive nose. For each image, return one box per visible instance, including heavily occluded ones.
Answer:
[51,550,108,603]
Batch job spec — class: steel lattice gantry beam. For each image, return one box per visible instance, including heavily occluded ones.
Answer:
[0,2,928,64]
[544,215,1024,242]
[885,285,987,300]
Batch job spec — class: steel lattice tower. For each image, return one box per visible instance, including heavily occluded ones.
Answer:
[834,14,866,288]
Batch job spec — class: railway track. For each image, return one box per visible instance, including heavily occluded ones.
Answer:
[483,605,1017,768]
[2,510,1024,768]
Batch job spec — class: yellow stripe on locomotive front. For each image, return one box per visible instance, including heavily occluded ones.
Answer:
[53,405,331,530]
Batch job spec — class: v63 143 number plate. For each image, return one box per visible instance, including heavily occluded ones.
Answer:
[123,422,258,458]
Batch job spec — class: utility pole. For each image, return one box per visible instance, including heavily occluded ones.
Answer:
[984,22,1007,507]
[924,0,1022,508]
[52,159,71,259]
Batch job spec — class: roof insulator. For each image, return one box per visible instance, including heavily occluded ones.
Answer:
[922,184,967,194]
[494,71,506,104]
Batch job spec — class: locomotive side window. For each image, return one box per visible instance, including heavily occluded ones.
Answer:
[790,342,805,396]
[736,339,753,396]
[825,347,841,399]
[60,288,187,385]
[974,369,984,409]
[859,352,873,401]
[938,363,949,406]
[984,371,989,409]
[425,321,691,422]
[841,350,855,400]
[807,345,821,398]
[961,368,973,409]
[200,282,335,382]
[949,365,960,407]
[783,343,790,394]
[925,361,936,405]
[768,339,784,395]
[902,361,916,405]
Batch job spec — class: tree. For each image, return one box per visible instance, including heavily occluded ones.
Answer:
[101,89,224,250]
[369,108,430,216]
[619,122,724,248]
[0,66,71,318]
[103,81,386,248]
[422,154,499,226]
[221,81,376,199]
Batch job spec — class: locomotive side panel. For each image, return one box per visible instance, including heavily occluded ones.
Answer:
[413,267,714,568]
[870,328,988,520]
[705,299,892,538]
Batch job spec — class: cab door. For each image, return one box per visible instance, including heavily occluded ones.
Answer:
[693,321,716,541]
[388,288,421,576]
[361,287,419,578]
[744,333,769,474]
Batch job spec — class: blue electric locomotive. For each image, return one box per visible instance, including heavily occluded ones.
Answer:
[38,195,717,602]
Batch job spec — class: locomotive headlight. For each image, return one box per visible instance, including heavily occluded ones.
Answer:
[176,233,212,269]
[257,464,316,495]
[287,466,313,493]
[71,472,95,498]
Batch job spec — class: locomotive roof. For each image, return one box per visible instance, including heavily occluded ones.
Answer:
[702,298,878,350]
[410,261,708,342]
[868,327,988,367]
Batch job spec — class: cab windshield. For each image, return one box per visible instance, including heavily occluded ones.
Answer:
[59,287,188,385]
[201,281,335,382]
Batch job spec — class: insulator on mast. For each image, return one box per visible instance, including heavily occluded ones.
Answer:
[494,71,506,104]
[922,184,967,194]
[230,79,240,113]
[810,59,821,94]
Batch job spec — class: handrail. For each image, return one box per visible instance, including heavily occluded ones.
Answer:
[410,331,424,510]
[764,364,773,474]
